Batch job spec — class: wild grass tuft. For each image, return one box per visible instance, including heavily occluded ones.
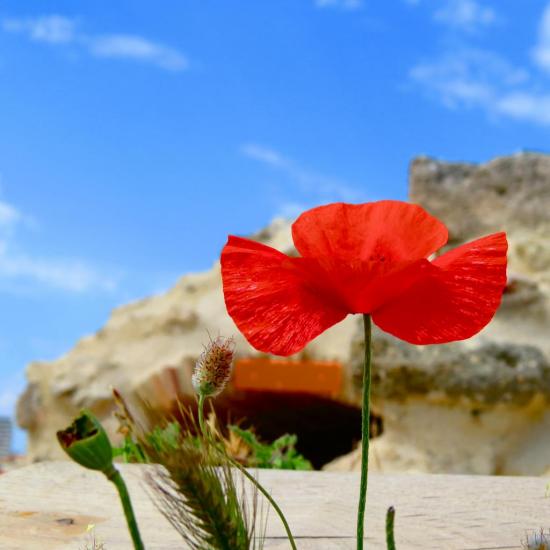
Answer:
[113,391,266,550]
[144,436,264,550]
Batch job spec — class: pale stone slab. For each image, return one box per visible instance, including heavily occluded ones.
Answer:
[0,461,546,549]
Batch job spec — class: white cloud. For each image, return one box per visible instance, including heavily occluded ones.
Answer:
[408,2,550,128]
[241,143,365,202]
[410,46,550,126]
[0,200,21,229]
[0,195,118,293]
[241,143,369,217]
[241,144,287,168]
[410,49,528,109]
[2,14,188,72]
[533,3,550,72]
[88,35,188,71]
[315,0,363,10]
[2,15,75,44]
[496,92,550,126]
[406,2,550,126]
[434,0,496,31]
[0,254,118,293]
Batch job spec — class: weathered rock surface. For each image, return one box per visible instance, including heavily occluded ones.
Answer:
[410,153,550,238]
[17,219,357,460]
[325,328,550,475]
[17,152,550,474]
[363,336,550,406]
[326,153,550,475]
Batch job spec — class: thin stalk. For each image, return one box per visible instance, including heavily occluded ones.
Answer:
[356,313,372,550]
[197,396,297,550]
[232,460,297,550]
[104,465,145,550]
[198,394,206,434]
[385,507,396,550]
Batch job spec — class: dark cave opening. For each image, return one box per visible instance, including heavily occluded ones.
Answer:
[174,390,383,469]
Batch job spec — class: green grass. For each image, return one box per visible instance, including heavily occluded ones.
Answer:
[113,418,312,471]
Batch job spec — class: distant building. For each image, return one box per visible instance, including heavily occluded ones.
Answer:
[0,417,11,458]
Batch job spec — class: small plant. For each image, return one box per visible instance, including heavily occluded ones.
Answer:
[113,421,180,463]
[81,524,106,550]
[228,425,312,470]
[192,336,297,549]
[109,336,297,549]
[385,507,396,550]
[141,414,265,550]
[62,396,269,550]
[114,419,311,471]
[113,433,148,463]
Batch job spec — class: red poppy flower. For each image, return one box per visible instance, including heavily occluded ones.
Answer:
[221,201,507,356]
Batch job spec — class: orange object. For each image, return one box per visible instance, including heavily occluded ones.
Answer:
[233,357,342,398]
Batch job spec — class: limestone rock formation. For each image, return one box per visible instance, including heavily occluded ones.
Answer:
[325,153,550,475]
[17,152,550,475]
[17,219,357,460]
[325,328,550,475]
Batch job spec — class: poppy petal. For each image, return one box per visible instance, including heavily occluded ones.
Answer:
[292,201,448,264]
[221,236,348,356]
[371,232,508,344]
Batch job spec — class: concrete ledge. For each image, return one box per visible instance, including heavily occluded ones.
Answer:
[0,461,546,549]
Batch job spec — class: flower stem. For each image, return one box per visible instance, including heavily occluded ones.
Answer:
[386,506,396,550]
[197,396,297,550]
[357,313,372,550]
[198,394,206,434]
[104,465,145,550]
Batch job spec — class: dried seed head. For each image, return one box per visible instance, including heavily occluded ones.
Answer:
[192,336,235,397]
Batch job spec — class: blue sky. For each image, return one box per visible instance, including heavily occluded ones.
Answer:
[1,0,550,452]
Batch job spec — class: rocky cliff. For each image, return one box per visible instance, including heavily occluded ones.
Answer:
[17,218,358,461]
[326,153,550,475]
[17,152,550,474]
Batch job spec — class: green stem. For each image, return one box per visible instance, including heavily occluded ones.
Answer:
[197,395,297,550]
[104,465,145,550]
[198,394,206,434]
[233,459,297,550]
[385,507,396,550]
[357,313,372,550]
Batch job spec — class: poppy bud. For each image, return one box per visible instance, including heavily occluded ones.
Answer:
[57,410,145,549]
[57,409,114,474]
[192,336,235,397]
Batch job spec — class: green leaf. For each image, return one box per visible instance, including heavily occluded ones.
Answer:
[228,425,312,471]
